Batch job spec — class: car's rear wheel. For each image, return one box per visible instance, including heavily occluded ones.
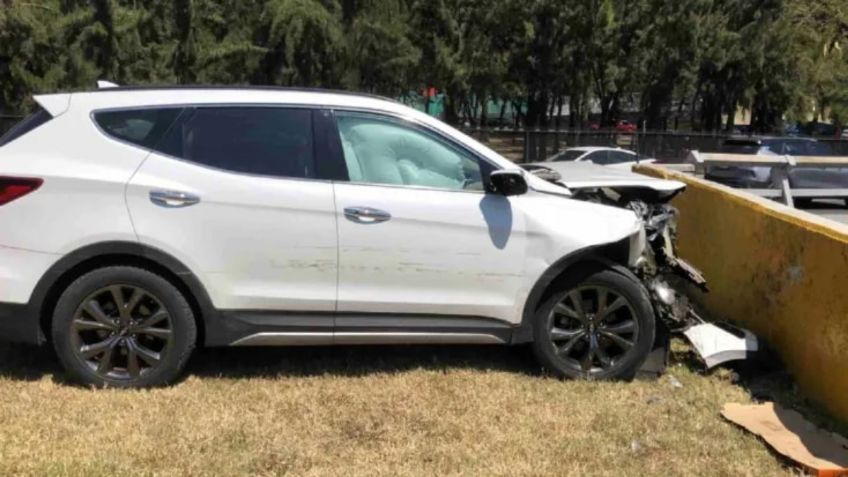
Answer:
[532,265,655,380]
[52,266,196,388]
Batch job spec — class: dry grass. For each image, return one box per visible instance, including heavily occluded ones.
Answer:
[0,341,809,476]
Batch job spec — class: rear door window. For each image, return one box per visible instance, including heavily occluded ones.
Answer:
[94,108,183,149]
[156,107,315,179]
[0,108,52,147]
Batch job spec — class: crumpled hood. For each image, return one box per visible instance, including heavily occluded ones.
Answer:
[524,161,685,193]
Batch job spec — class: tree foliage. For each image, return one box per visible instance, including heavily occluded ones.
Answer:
[0,0,845,132]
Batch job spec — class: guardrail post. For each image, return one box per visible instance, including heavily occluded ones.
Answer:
[770,155,796,208]
[687,150,704,175]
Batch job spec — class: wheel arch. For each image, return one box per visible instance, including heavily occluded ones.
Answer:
[512,237,633,344]
[30,241,216,346]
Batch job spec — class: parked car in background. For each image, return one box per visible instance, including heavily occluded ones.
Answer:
[548,147,654,169]
[589,120,638,133]
[614,120,638,133]
[704,137,842,193]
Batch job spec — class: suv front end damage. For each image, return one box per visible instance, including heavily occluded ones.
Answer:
[524,161,758,370]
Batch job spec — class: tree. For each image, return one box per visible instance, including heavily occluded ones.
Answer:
[345,0,420,96]
[0,1,66,114]
[0,0,845,134]
[254,0,347,87]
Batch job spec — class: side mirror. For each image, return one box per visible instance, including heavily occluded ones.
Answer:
[489,170,528,196]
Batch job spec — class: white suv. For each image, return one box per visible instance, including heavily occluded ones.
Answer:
[0,87,669,387]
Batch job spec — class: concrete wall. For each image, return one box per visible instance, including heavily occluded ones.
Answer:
[635,164,848,423]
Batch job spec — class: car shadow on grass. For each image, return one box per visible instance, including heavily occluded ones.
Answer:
[0,343,62,381]
[0,342,543,383]
[184,344,543,379]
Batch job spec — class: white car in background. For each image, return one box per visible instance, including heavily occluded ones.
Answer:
[548,146,654,169]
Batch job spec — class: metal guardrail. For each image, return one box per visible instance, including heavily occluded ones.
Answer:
[687,151,848,207]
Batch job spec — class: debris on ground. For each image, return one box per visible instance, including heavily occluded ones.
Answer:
[683,322,759,368]
[722,402,848,477]
[630,440,642,453]
[669,375,683,388]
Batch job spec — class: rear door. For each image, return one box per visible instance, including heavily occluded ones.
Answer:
[122,106,338,321]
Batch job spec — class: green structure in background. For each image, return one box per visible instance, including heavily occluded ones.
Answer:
[400,92,521,125]
[399,92,445,118]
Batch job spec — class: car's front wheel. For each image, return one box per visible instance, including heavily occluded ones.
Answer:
[52,266,197,388]
[531,264,655,380]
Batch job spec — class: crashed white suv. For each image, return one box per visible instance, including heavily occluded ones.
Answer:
[0,87,698,387]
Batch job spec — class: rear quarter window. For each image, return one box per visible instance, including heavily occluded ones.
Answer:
[94,108,184,149]
[0,108,52,148]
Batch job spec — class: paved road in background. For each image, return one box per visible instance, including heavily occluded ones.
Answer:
[802,203,848,224]
[802,201,848,225]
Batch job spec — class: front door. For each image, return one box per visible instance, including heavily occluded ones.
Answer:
[330,111,527,326]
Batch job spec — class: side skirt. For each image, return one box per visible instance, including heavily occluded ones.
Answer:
[221,312,514,347]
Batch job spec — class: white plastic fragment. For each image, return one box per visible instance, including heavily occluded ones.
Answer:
[683,323,759,368]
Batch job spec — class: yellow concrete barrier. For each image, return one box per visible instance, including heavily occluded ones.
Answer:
[635,164,848,423]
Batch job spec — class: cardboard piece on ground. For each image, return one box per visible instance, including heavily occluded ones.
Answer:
[722,403,848,477]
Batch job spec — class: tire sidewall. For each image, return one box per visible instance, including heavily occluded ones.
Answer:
[532,265,656,380]
[52,266,196,388]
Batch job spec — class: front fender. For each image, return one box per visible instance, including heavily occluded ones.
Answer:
[512,239,633,344]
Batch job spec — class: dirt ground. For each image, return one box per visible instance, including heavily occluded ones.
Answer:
[0,341,823,476]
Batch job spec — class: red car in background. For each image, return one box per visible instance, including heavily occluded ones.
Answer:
[589,120,638,132]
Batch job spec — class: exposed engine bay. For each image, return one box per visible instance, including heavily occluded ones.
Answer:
[523,161,757,370]
[569,184,707,331]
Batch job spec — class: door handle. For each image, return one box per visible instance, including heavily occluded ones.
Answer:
[149,190,201,208]
[344,206,391,224]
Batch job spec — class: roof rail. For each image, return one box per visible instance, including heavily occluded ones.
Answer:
[75,84,394,102]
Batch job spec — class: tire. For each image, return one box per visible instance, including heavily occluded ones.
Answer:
[52,266,197,388]
[531,264,655,380]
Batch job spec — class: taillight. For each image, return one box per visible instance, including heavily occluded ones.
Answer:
[0,177,43,206]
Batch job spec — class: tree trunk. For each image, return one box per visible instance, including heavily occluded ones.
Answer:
[478,91,488,127]
[725,99,736,133]
[444,88,460,125]
[498,100,507,125]
[525,90,550,128]
[555,95,563,130]
[569,96,579,129]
